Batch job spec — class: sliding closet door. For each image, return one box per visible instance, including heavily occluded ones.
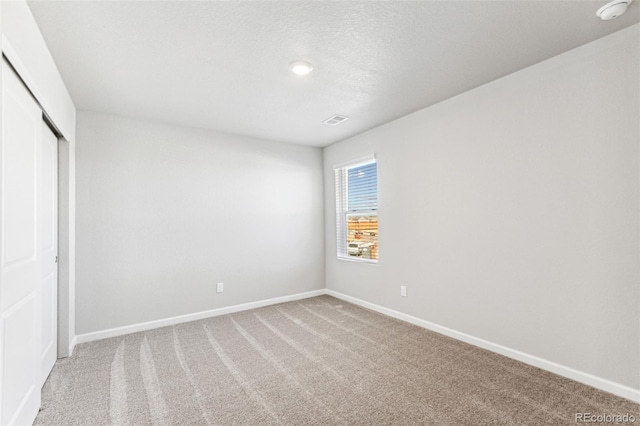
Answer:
[0,58,42,425]
[39,122,58,386]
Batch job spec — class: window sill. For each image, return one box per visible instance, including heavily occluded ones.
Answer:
[337,256,378,265]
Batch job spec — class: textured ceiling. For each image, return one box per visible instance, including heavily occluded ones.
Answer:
[28,1,639,147]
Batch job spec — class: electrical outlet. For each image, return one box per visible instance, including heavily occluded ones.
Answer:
[217,282,224,293]
[400,286,407,297]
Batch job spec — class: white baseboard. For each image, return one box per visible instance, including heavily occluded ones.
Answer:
[68,335,77,357]
[71,287,639,403]
[325,289,640,403]
[75,289,325,345]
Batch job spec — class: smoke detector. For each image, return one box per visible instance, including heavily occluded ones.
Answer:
[597,0,633,20]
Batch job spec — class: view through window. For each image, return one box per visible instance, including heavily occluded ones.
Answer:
[335,157,378,261]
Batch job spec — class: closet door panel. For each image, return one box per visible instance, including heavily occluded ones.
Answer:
[1,57,42,426]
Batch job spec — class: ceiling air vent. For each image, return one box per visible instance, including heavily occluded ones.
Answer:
[322,114,349,126]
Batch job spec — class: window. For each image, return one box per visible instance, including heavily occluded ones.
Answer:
[334,155,378,262]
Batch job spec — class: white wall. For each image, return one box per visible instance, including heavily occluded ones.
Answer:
[76,112,324,334]
[2,0,75,141]
[324,24,639,393]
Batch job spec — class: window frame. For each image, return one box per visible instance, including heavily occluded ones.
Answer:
[334,155,378,264]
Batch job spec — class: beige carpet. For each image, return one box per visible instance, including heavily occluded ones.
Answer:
[36,295,638,425]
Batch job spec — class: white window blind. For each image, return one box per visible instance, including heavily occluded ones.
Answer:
[334,156,378,262]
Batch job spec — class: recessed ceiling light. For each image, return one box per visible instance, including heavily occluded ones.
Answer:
[290,61,313,76]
